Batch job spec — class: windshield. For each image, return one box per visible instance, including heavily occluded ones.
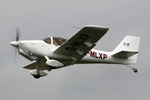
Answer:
[43,37,51,44]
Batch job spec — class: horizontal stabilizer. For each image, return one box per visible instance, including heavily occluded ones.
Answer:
[112,51,138,59]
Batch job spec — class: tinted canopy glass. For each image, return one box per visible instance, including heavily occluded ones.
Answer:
[53,37,66,46]
[43,37,66,45]
[43,37,51,44]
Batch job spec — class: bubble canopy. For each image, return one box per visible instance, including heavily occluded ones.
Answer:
[43,37,67,46]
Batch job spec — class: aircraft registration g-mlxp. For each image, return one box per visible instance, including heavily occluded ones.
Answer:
[10,25,140,79]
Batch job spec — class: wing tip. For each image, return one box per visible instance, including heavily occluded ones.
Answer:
[85,25,109,30]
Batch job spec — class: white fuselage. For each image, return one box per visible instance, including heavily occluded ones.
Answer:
[18,40,130,65]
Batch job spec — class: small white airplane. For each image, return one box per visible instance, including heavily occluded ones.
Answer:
[10,25,140,79]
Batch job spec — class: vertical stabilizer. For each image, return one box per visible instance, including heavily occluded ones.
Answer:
[112,36,140,64]
[113,36,140,53]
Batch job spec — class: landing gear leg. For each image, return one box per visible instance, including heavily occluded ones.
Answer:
[127,66,138,73]
[34,61,41,79]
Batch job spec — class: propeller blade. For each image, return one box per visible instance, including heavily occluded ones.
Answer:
[16,27,21,41]
[12,27,21,59]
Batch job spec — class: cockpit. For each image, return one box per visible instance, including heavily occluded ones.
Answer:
[43,37,67,46]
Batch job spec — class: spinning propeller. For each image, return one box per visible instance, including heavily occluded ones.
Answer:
[10,27,21,47]
[10,27,21,57]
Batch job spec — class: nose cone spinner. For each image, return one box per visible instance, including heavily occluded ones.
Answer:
[9,41,20,47]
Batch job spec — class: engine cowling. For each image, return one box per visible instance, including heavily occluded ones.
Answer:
[19,49,37,61]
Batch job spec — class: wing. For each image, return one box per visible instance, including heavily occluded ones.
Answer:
[53,25,109,61]
[23,60,70,70]
[23,61,48,70]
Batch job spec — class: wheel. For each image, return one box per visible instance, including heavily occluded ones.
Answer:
[133,68,138,73]
[32,74,41,79]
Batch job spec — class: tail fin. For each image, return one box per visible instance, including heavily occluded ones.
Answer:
[112,36,140,64]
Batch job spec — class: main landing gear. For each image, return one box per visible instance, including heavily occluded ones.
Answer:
[30,60,48,79]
